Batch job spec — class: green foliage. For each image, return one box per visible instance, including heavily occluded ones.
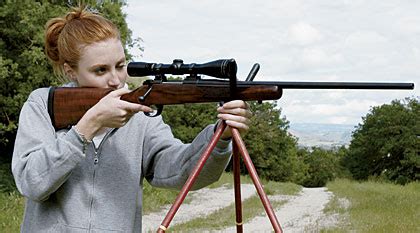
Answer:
[142,180,180,214]
[232,101,306,183]
[0,0,133,154]
[343,98,419,184]
[299,147,348,187]
[0,160,16,193]
[162,103,218,143]
[162,101,307,183]
[0,1,62,148]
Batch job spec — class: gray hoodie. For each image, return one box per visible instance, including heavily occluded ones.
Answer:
[12,87,232,232]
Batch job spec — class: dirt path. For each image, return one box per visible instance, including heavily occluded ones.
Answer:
[142,184,256,232]
[143,186,339,232]
[224,187,336,232]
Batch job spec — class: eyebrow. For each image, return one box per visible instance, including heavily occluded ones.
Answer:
[89,58,126,70]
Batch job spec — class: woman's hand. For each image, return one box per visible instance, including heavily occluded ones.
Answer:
[76,88,153,140]
[217,100,252,140]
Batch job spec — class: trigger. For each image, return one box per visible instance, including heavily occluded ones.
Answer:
[144,105,163,117]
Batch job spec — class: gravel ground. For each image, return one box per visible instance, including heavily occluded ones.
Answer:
[224,187,337,232]
[143,185,341,232]
[142,184,256,232]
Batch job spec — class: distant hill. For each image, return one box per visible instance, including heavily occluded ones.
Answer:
[288,123,356,149]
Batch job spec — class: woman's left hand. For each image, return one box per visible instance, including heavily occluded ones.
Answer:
[217,100,252,140]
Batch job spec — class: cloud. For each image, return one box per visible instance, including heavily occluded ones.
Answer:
[287,22,323,46]
[124,0,419,125]
[300,47,344,69]
[279,93,381,124]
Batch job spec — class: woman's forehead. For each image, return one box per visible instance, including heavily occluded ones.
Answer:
[79,38,125,64]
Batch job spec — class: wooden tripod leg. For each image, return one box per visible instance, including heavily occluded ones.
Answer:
[157,122,227,233]
[231,128,283,233]
[233,141,243,233]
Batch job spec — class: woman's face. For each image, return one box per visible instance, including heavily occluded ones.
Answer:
[68,38,127,88]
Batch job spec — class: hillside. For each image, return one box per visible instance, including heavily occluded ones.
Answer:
[288,123,356,149]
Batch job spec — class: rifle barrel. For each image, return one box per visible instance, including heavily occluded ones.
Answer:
[253,81,414,89]
[190,80,414,90]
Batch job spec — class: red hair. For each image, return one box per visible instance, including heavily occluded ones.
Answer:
[44,6,120,81]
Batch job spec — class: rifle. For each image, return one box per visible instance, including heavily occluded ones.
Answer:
[48,59,414,130]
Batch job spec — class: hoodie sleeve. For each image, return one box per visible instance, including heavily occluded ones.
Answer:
[142,115,232,190]
[12,88,87,201]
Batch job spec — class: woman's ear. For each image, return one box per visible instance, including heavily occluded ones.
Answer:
[63,63,77,81]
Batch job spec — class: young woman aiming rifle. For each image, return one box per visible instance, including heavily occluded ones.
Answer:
[12,5,251,232]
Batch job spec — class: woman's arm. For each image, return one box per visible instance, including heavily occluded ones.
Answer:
[12,88,87,201]
[141,115,231,190]
[142,100,251,190]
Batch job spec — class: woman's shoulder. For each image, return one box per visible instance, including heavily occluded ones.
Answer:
[27,82,75,105]
[27,87,51,104]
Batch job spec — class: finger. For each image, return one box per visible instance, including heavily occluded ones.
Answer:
[220,100,248,109]
[217,107,252,118]
[121,101,154,113]
[225,120,250,133]
[217,113,251,126]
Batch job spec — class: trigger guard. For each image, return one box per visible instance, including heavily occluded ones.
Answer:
[144,105,163,117]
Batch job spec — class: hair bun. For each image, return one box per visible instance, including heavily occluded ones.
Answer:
[44,18,66,63]
[44,6,88,64]
[65,6,86,21]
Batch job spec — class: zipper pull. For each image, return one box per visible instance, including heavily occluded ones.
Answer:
[94,151,99,165]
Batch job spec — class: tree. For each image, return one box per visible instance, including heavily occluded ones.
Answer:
[343,98,419,184]
[232,101,306,182]
[162,100,307,182]
[299,147,347,187]
[0,0,133,157]
[161,103,218,143]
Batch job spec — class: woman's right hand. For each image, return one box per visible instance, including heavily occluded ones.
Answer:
[75,88,153,140]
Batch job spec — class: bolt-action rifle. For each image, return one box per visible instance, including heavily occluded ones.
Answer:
[48,59,414,130]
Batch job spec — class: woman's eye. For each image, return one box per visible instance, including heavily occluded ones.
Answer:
[94,67,107,75]
[116,64,126,70]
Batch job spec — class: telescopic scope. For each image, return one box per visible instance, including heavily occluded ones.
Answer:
[127,59,237,79]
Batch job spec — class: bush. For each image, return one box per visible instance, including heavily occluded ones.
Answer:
[299,147,348,187]
[344,98,419,184]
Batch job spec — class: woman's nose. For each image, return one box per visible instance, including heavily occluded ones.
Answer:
[108,70,121,88]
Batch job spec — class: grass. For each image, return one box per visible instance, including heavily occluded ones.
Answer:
[0,161,24,232]
[207,171,253,189]
[0,191,24,232]
[325,178,420,232]
[5,169,418,232]
[142,180,190,214]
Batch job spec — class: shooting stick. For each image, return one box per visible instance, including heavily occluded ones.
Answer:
[156,121,282,233]
[157,64,282,232]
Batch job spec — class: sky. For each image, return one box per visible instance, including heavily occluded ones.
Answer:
[123,0,419,125]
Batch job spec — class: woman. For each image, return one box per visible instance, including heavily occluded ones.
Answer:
[12,6,251,232]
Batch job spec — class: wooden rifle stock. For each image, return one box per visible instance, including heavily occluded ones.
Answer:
[48,84,282,130]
